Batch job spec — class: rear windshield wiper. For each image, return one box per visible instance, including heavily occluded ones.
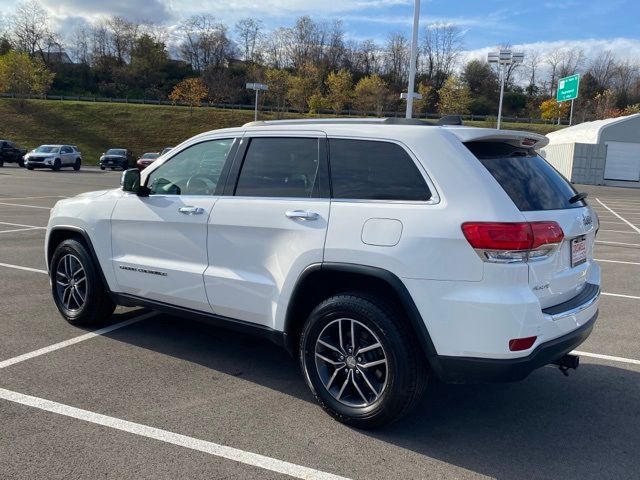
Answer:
[569,192,588,204]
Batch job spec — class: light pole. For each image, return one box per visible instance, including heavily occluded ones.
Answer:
[487,49,524,129]
[246,82,268,121]
[403,0,422,118]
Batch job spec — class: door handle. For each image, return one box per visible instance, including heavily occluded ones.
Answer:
[285,210,319,221]
[179,206,206,215]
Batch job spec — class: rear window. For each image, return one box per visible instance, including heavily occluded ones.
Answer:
[466,141,585,211]
[329,139,431,201]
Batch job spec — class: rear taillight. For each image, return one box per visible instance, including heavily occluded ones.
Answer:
[461,221,564,263]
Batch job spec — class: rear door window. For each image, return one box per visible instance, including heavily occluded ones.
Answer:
[466,141,586,211]
[329,139,430,201]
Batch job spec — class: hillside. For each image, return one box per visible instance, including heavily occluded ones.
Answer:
[0,99,565,164]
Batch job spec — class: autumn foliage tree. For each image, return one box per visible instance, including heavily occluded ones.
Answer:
[353,74,389,116]
[168,77,207,112]
[437,75,470,115]
[325,69,353,115]
[0,51,54,110]
[539,98,570,121]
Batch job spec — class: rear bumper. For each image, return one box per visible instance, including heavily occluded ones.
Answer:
[432,310,597,383]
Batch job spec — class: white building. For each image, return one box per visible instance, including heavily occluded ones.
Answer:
[540,114,640,187]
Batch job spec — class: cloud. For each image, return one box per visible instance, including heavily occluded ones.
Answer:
[41,0,172,23]
[461,37,640,65]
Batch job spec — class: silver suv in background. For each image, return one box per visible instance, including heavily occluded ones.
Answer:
[25,145,82,171]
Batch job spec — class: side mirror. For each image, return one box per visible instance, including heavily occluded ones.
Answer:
[121,168,147,196]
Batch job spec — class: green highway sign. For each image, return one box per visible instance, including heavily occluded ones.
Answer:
[557,74,580,102]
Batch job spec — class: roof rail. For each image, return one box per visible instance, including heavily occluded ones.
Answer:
[242,117,445,127]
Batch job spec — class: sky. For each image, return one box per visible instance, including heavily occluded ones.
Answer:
[2,0,640,61]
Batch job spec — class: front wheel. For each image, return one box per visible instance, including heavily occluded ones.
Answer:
[50,239,115,326]
[52,158,61,171]
[73,158,81,171]
[18,158,25,168]
[299,293,428,428]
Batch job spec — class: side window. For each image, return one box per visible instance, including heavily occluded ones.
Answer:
[235,137,320,198]
[329,139,431,201]
[147,138,235,196]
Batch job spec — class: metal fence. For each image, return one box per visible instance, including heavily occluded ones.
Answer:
[0,92,567,125]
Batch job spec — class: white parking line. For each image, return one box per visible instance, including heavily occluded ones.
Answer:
[0,262,48,274]
[573,351,640,366]
[0,196,66,201]
[599,229,639,234]
[595,258,640,266]
[0,388,350,480]
[0,227,41,234]
[0,221,46,229]
[0,312,157,369]
[595,240,640,247]
[601,292,640,300]
[597,199,640,234]
[0,202,52,210]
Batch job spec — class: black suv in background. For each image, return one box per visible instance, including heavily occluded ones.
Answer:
[0,140,27,167]
[99,149,135,170]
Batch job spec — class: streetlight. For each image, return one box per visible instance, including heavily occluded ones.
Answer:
[403,0,422,118]
[246,82,268,121]
[487,49,524,129]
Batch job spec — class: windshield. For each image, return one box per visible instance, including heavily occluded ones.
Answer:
[142,153,159,159]
[106,149,126,156]
[35,146,58,153]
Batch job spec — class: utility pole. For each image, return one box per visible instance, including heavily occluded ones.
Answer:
[404,0,422,119]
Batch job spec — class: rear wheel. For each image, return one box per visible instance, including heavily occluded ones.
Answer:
[27,166,34,170]
[73,158,81,171]
[50,239,115,326]
[18,158,25,168]
[52,158,61,171]
[0,159,4,167]
[299,293,428,428]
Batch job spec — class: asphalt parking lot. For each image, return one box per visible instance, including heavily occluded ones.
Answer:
[0,165,639,480]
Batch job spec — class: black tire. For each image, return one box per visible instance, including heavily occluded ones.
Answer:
[50,239,115,326]
[299,293,428,428]
[100,166,105,170]
[0,160,4,167]
[27,166,34,170]
[73,158,81,171]
[52,158,61,171]
[18,158,25,168]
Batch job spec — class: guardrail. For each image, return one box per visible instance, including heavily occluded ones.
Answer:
[0,93,567,125]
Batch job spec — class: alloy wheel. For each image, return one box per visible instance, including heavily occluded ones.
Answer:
[314,318,388,408]
[55,254,87,311]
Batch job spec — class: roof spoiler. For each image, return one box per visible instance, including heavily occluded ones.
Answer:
[437,115,463,126]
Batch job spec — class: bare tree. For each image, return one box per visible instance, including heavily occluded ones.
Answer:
[589,50,617,90]
[421,24,463,89]
[544,48,584,97]
[286,16,323,69]
[10,0,51,58]
[106,16,138,64]
[68,26,90,64]
[324,20,345,71]
[522,49,542,91]
[179,15,232,71]
[262,27,290,69]
[384,32,409,88]
[235,17,263,63]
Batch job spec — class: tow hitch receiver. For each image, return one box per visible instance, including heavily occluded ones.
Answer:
[553,354,580,376]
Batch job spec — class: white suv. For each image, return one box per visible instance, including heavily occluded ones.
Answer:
[46,119,600,427]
